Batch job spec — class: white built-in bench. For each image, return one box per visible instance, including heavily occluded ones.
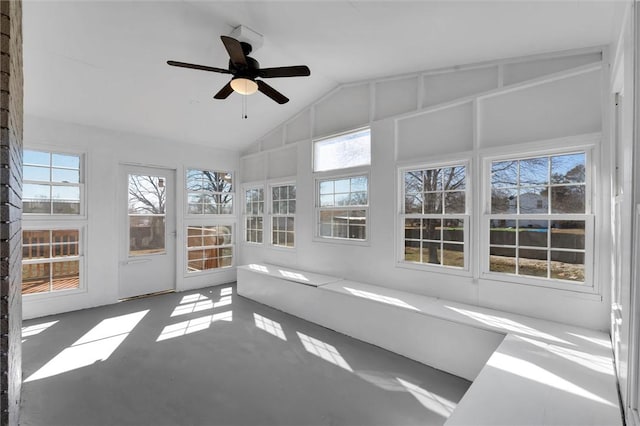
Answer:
[237,263,622,426]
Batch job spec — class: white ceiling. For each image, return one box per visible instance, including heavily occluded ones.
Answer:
[23,1,627,152]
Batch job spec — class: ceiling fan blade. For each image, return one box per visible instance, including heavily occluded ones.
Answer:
[214,82,234,99]
[258,66,311,78]
[167,60,230,74]
[220,36,247,67]
[257,80,289,104]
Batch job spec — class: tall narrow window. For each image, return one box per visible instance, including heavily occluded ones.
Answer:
[23,150,81,215]
[22,229,81,294]
[487,152,590,284]
[271,184,296,248]
[245,187,264,243]
[186,169,233,215]
[318,176,368,241]
[402,165,467,269]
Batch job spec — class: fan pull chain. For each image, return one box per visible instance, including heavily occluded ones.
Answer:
[241,93,248,119]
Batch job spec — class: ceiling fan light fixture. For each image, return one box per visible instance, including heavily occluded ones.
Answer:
[230,77,258,95]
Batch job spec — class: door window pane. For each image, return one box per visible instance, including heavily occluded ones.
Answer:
[128,174,166,256]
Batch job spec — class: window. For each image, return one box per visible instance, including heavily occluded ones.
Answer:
[402,165,467,269]
[487,151,590,285]
[186,169,233,215]
[22,229,82,295]
[23,150,81,215]
[245,187,264,243]
[271,184,295,248]
[186,225,233,272]
[318,176,368,241]
[313,128,371,172]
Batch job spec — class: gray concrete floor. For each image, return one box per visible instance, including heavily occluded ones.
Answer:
[21,283,471,426]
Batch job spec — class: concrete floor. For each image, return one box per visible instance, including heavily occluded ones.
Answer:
[21,283,471,426]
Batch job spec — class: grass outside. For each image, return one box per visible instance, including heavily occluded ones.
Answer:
[489,255,584,282]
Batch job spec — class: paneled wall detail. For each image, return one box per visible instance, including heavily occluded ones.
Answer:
[0,1,23,424]
[243,48,604,156]
[239,47,608,330]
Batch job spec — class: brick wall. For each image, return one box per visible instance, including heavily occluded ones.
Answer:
[0,1,22,425]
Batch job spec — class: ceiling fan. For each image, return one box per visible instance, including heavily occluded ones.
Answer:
[167,36,311,104]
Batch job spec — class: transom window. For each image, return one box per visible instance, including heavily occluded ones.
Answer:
[271,185,295,248]
[245,188,264,243]
[318,176,368,241]
[402,165,467,269]
[186,169,233,215]
[186,225,233,273]
[23,150,81,215]
[487,151,590,284]
[313,128,371,172]
[22,229,81,295]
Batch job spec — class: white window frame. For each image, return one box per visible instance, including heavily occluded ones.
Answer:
[269,181,296,249]
[397,160,471,275]
[23,148,85,219]
[185,168,234,216]
[481,146,595,293]
[314,170,370,245]
[21,223,86,298]
[184,223,234,275]
[243,185,265,244]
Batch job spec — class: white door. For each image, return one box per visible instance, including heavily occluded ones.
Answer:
[119,165,176,299]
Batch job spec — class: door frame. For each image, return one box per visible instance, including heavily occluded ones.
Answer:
[118,163,178,298]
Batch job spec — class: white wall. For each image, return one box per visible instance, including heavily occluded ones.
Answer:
[23,115,239,319]
[239,48,612,331]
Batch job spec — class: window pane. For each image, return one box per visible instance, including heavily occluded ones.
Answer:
[518,249,548,278]
[129,216,165,255]
[128,175,165,214]
[334,179,350,193]
[314,128,371,172]
[423,193,442,214]
[404,171,422,194]
[518,220,548,247]
[319,181,333,195]
[442,220,464,242]
[350,191,367,206]
[491,188,517,213]
[490,220,516,245]
[52,153,80,169]
[490,247,516,273]
[186,169,203,191]
[52,261,80,291]
[335,193,349,206]
[442,243,464,267]
[444,166,466,190]
[24,150,50,166]
[422,241,441,265]
[405,194,423,214]
[519,157,549,186]
[52,185,80,201]
[22,263,51,294]
[52,168,79,183]
[551,153,585,184]
[405,219,421,240]
[491,161,517,188]
[404,240,420,262]
[423,219,442,241]
[53,201,80,215]
[551,221,585,249]
[423,169,442,191]
[551,185,585,213]
[550,251,585,282]
[320,194,333,207]
[24,166,50,182]
[444,191,465,213]
[519,187,547,214]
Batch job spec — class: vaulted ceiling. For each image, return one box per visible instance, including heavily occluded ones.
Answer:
[24,1,627,152]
